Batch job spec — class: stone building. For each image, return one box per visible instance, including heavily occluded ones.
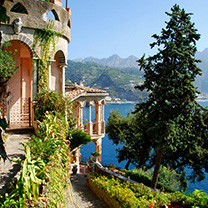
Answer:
[65,85,108,171]
[0,0,71,129]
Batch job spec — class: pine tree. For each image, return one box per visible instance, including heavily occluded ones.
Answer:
[135,4,204,190]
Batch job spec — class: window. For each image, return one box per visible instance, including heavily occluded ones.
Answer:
[11,3,28,14]
[46,9,59,21]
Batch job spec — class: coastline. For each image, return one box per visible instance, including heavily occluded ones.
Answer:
[106,99,208,104]
[196,99,208,102]
[106,101,137,104]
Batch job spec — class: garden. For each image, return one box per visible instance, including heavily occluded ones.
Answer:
[89,172,208,208]
[0,90,91,207]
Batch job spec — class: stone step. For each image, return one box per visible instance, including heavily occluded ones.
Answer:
[6,127,34,134]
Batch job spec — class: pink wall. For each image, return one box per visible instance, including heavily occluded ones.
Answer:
[51,53,62,93]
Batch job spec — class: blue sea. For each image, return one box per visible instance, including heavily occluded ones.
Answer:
[81,101,208,193]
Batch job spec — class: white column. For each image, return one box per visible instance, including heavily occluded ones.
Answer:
[94,138,102,162]
[102,101,105,121]
[80,101,84,130]
[62,66,65,95]
[97,101,101,135]
[75,148,80,173]
[88,101,93,135]
[101,101,105,134]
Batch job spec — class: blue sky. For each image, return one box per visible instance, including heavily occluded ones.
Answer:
[64,0,208,60]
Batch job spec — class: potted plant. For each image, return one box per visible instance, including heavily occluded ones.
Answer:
[91,152,100,162]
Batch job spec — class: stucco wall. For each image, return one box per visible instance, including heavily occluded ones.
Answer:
[1,0,70,63]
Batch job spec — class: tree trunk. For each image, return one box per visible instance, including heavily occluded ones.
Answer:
[151,147,163,190]
[125,159,131,170]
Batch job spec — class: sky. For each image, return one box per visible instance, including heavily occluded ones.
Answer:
[63,0,208,60]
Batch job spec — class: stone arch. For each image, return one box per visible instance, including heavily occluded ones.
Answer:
[10,2,28,14]
[56,50,66,65]
[67,19,71,28]
[2,34,36,58]
[6,40,33,128]
[46,9,60,21]
[50,52,63,93]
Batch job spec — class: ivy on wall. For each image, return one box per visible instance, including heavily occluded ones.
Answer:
[33,20,62,90]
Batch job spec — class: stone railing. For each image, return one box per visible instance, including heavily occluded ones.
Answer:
[87,159,141,185]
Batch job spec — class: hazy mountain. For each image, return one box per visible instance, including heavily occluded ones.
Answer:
[195,48,208,94]
[67,49,208,101]
[73,54,139,69]
[65,60,146,101]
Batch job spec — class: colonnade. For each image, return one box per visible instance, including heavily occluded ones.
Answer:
[73,99,106,163]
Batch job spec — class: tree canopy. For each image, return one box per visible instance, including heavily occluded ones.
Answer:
[106,110,151,170]
[107,4,208,191]
[135,4,208,190]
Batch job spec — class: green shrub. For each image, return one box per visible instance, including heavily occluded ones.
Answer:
[28,112,71,163]
[90,174,208,208]
[70,128,92,150]
[123,166,188,192]
[90,174,140,208]
[124,169,175,192]
[33,89,74,123]
[40,149,71,207]
[15,144,45,205]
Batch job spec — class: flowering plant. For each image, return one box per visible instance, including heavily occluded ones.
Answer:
[91,152,100,156]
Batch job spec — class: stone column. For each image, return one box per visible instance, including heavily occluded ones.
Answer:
[59,64,66,95]
[32,59,38,98]
[88,101,93,135]
[97,101,101,135]
[62,66,65,95]
[75,148,80,173]
[101,100,105,134]
[94,138,102,162]
[80,101,85,130]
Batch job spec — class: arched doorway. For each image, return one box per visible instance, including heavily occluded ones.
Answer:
[6,41,32,128]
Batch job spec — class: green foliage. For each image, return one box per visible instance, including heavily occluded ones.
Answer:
[70,128,92,150]
[0,42,17,84]
[0,42,17,161]
[106,110,151,170]
[33,20,62,90]
[0,193,20,208]
[21,110,72,206]
[4,89,76,206]
[33,89,73,122]
[124,166,188,192]
[0,144,46,207]
[134,4,207,189]
[90,174,208,208]
[42,148,71,207]
[91,174,140,207]
[28,112,71,163]
[91,152,100,156]
[15,144,45,205]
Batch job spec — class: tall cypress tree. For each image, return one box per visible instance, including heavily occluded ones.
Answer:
[135,4,204,190]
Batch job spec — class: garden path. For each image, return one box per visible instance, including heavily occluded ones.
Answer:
[0,133,109,207]
[70,173,109,208]
[0,133,30,193]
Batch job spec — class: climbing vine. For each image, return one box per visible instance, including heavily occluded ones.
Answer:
[33,20,62,90]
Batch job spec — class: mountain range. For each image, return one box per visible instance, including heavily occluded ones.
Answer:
[73,54,139,69]
[66,50,208,101]
[65,58,146,102]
